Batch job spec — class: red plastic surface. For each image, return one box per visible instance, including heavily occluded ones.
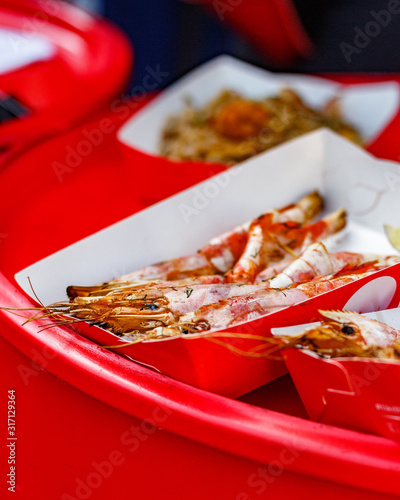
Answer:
[3,337,399,500]
[0,0,132,167]
[1,93,400,499]
[74,320,288,398]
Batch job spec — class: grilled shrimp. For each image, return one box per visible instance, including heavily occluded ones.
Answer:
[65,248,399,330]
[178,272,375,332]
[51,270,375,339]
[53,249,400,341]
[201,190,323,273]
[227,208,346,283]
[277,309,400,359]
[67,274,226,299]
[267,243,400,288]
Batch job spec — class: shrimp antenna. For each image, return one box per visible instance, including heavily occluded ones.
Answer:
[27,276,46,309]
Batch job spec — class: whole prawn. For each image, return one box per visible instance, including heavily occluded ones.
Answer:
[42,253,398,341]
[276,309,400,359]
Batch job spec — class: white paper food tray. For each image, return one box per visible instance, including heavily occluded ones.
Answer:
[117,55,400,156]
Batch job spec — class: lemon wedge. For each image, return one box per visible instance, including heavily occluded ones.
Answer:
[384,224,400,251]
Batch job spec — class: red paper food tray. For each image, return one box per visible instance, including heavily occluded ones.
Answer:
[14,129,400,397]
[283,347,400,440]
[271,305,400,441]
[1,110,400,499]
